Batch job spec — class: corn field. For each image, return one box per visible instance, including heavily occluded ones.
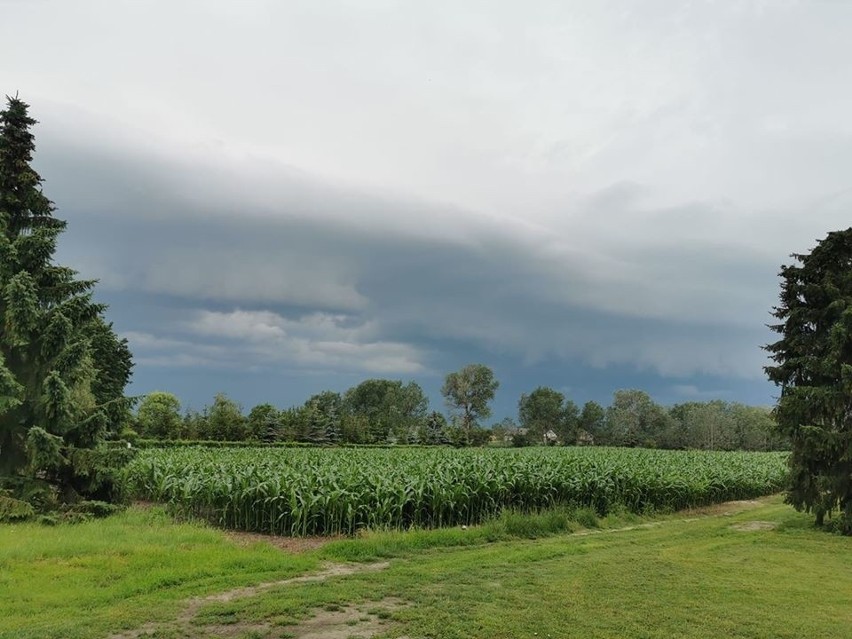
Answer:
[123,447,788,536]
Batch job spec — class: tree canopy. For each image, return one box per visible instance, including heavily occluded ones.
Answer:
[765,228,852,534]
[442,364,498,440]
[0,95,132,503]
[601,390,672,448]
[343,379,428,443]
[518,386,579,444]
[135,392,181,439]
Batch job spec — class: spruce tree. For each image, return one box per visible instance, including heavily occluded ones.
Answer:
[0,95,132,502]
[765,228,852,534]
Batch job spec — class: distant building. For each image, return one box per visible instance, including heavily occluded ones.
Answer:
[503,427,528,442]
[576,429,595,446]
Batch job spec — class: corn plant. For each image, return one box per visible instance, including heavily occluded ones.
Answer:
[123,447,788,536]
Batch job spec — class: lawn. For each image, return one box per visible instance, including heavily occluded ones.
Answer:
[1,496,850,639]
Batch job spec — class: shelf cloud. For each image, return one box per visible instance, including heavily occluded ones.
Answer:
[5,0,851,413]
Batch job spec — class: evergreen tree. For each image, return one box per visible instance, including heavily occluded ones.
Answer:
[0,96,132,501]
[765,228,852,534]
[423,411,448,444]
[303,391,342,444]
[247,403,281,442]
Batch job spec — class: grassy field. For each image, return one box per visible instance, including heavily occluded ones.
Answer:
[2,496,850,639]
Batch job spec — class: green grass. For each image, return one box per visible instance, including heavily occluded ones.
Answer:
[2,497,850,639]
[0,508,318,639]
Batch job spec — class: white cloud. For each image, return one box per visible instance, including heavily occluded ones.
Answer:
[182,309,425,375]
[190,310,287,342]
[122,331,227,368]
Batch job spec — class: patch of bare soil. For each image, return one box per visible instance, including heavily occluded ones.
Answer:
[682,498,768,517]
[573,496,776,538]
[224,529,341,553]
[281,598,408,639]
[730,520,778,532]
[107,561,390,639]
[130,500,157,510]
[193,562,390,607]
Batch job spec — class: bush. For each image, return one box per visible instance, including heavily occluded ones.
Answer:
[64,500,123,518]
[511,432,531,447]
[0,494,35,522]
[65,446,137,503]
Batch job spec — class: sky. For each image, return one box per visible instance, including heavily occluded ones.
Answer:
[3,0,851,420]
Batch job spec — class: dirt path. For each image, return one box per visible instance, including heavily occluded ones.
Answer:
[571,495,775,537]
[108,496,776,638]
[107,561,390,639]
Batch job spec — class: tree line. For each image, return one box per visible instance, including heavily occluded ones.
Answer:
[507,387,785,451]
[133,372,786,451]
[134,365,498,447]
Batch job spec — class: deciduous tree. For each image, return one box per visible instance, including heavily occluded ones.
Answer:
[203,393,246,441]
[136,392,182,439]
[603,390,671,448]
[343,379,428,443]
[578,401,605,442]
[441,364,498,442]
[518,387,579,444]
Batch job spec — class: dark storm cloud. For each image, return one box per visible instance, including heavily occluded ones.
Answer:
[39,125,787,395]
[6,0,852,412]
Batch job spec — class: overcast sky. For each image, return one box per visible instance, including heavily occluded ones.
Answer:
[3,0,851,418]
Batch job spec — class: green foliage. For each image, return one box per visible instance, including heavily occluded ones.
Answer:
[0,96,132,503]
[511,430,532,447]
[246,403,281,442]
[0,475,59,512]
[65,445,136,502]
[302,390,342,443]
[421,411,448,444]
[442,424,469,447]
[518,386,579,444]
[0,493,35,521]
[578,400,605,443]
[666,401,785,451]
[181,408,206,440]
[441,364,499,440]
[25,426,65,475]
[765,227,852,533]
[63,499,122,519]
[343,379,428,443]
[468,426,492,447]
[135,391,182,439]
[203,392,247,441]
[602,389,673,448]
[124,446,787,536]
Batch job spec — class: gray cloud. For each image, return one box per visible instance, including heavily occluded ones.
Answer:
[43,130,788,381]
[5,0,851,408]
